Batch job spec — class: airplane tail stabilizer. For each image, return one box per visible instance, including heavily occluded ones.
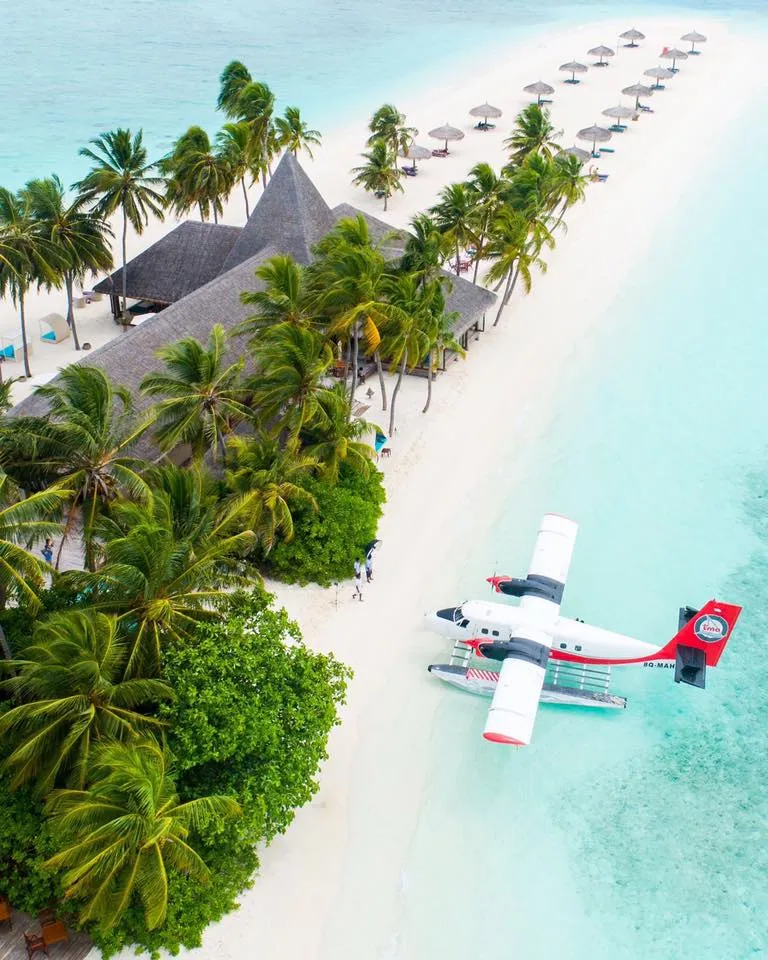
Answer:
[654,600,741,687]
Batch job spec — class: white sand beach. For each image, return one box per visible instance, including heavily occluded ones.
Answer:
[10,15,766,959]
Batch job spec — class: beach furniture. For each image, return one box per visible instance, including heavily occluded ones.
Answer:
[660,46,688,72]
[398,143,431,171]
[523,81,554,105]
[469,102,502,128]
[681,30,706,54]
[602,105,637,132]
[41,919,69,948]
[428,123,464,154]
[577,123,612,158]
[599,147,615,153]
[587,44,615,67]
[644,66,674,90]
[559,60,588,84]
[622,83,654,111]
[619,28,645,48]
[431,148,449,158]
[39,313,70,344]
[560,145,591,163]
[0,896,11,929]
[24,933,46,959]
[400,165,417,177]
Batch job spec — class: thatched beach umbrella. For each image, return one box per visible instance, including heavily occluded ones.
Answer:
[523,81,555,105]
[681,30,707,54]
[398,143,431,170]
[428,123,465,153]
[622,83,654,109]
[602,104,637,131]
[559,60,588,84]
[620,28,645,48]
[469,102,502,126]
[661,47,688,72]
[644,66,675,90]
[577,123,612,157]
[560,145,591,163]
[588,44,615,66]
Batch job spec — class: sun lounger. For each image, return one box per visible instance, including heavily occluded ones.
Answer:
[599,147,615,153]
[431,148,449,157]
[401,165,417,177]
[608,124,627,133]
[539,98,553,105]
[474,121,496,130]
[638,104,654,113]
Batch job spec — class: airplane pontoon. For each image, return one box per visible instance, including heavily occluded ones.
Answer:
[425,514,741,746]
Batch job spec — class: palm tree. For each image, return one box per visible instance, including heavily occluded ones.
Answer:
[351,140,403,212]
[75,129,165,321]
[547,152,590,228]
[275,107,322,158]
[504,104,561,165]
[0,188,62,376]
[430,182,477,277]
[44,740,240,930]
[65,490,255,677]
[226,435,317,553]
[0,611,171,795]
[381,273,431,436]
[400,212,446,283]
[140,324,251,462]
[236,81,277,187]
[0,470,64,611]
[422,308,465,414]
[15,366,151,570]
[217,60,253,117]
[311,220,398,407]
[484,206,548,325]
[216,121,258,218]
[301,383,376,480]
[465,163,510,284]
[251,324,333,442]
[162,127,232,223]
[237,254,315,341]
[368,104,417,169]
[0,376,23,410]
[22,175,114,350]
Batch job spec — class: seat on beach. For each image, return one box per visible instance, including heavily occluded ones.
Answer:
[0,335,28,360]
[39,313,70,343]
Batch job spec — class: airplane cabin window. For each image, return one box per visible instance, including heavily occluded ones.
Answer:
[559,643,567,649]
[575,645,582,652]
[481,628,489,634]
[492,630,499,636]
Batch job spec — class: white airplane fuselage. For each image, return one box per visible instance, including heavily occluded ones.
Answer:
[426,599,664,665]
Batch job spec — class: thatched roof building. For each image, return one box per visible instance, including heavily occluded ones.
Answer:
[15,154,495,440]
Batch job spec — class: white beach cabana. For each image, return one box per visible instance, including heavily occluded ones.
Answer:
[39,313,70,344]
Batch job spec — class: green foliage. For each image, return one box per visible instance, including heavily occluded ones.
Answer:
[162,588,350,844]
[265,464,385,585]
[0,774,61,913]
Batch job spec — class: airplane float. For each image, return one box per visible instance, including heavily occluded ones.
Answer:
[425,514,741,746]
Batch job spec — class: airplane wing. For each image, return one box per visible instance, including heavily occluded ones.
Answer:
[483,514,579,745]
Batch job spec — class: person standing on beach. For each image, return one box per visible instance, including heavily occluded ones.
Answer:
[41,538,54,565]
[365,553,374,583]
[353,559,364,601]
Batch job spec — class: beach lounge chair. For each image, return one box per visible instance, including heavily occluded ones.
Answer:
[431,148,449,157]
[599,147,615,153]
[474,121,496,130]
[401,165,417,177]
[39,313,70,344]
[0,335,27,362]
[0,896,12,929]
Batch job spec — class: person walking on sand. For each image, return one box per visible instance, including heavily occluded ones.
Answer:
[353,559,364,601]
[41,538,54,565]
[365,553,374,583]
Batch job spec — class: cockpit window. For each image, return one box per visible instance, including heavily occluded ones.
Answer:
[459,619,469,628]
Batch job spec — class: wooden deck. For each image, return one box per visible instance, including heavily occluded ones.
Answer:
[0,912,93,960]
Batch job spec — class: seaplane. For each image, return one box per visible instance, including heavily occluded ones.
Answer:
[425,514,741,746]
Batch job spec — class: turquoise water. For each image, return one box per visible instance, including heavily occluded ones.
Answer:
[387,83,768,960]
[0,0,763,189]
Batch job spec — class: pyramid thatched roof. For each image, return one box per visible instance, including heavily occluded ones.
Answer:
[93,221,240,304]
[220,153,336,271]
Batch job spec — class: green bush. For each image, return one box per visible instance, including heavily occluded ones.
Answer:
[265,464,386,585]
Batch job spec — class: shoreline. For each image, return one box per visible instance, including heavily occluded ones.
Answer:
[17,13,767,960]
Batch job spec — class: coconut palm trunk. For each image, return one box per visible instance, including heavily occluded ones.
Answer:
[350,329,359,404]
[241,177,250,218]
[494,263,518,326]
[374,350,388,411]
[121,206,128,321]
[455,239,461,276]
[18,288,31,378]
[64,274,81,351]
[423,351,434,413]
[388,352,408,437]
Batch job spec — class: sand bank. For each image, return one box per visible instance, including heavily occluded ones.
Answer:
[22,13,763,959]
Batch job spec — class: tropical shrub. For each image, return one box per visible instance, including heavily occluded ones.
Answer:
[0,775,61,914]
[264,464,386,585]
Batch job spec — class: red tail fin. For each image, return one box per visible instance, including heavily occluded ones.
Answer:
[655,600,741,667]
